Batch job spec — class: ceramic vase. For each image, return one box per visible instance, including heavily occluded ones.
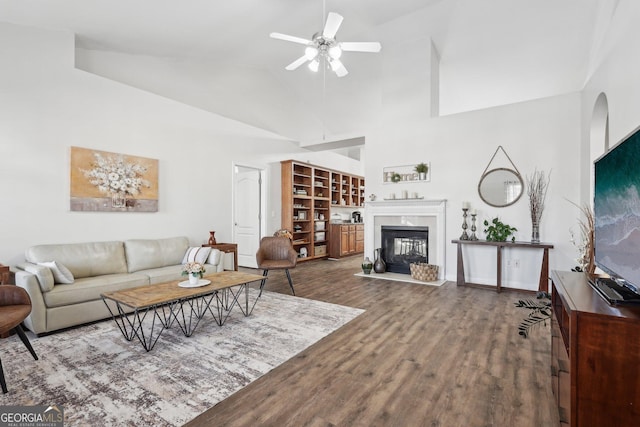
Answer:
[208,231,217,246]
[373,248,386,273]
[361,257,373,274]
[189,274,200,285]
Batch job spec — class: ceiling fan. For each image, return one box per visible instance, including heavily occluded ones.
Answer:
[270,12,382,77]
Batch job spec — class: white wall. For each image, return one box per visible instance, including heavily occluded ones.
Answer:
[0,22,346,266]
[365,35,582,289]
[581,0,640,193]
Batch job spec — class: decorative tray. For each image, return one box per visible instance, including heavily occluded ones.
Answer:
[178,279,211,288]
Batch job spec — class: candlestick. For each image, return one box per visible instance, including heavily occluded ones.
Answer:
[460,208,470,240]
[462,201,470,209]
[470,213,478,240]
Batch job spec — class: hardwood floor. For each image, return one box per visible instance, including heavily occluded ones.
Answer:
[186,256,559,427]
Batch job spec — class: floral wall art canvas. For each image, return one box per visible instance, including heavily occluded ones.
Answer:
[70,147,159,212]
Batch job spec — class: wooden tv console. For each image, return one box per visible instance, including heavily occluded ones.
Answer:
[550,270,640,426]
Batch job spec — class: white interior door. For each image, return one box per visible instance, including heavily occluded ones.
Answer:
[234,166,262,268]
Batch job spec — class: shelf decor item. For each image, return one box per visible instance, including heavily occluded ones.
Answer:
[460,203,470,240]
[208,231,217,246]
[470,211,478,241]
[414,163,429,180]
[526,169,551,243]
[361,257,373,274]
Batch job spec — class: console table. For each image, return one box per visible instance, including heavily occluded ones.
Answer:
[202,243,238,271]
[451,240,554,292]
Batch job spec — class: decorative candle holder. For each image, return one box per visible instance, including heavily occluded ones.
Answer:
[460,208,470,240]
[470,213,478,241]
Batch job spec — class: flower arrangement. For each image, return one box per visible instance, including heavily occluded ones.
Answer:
[182,262,206,278]
[81,152,151,198]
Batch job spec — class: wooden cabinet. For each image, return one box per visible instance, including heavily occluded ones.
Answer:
[550,271,640,426]
[329,224,364,258]
[282,160,364,261]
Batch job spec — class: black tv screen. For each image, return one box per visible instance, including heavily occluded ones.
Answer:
[594,125,640,290]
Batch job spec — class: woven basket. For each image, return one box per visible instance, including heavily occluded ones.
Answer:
[409,263,439,282]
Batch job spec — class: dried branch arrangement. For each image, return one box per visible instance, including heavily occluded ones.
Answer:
[569,201,595,274]
[527,170,551,224]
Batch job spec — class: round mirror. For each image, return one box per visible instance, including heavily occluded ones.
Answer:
[478,168,524,207]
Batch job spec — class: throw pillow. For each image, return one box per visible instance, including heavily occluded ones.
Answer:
[37,261,75,284]
[182,247,212,265]
[207,249,222,265]
[22,263,55,292]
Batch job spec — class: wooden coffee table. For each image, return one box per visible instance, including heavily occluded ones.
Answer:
[101,271,265,351]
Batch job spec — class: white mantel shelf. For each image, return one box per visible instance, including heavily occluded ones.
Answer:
[364,199,447,280]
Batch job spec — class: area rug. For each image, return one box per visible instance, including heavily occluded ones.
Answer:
[0,289,364,426]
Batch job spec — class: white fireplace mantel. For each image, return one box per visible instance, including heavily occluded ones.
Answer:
[364,199,447,280]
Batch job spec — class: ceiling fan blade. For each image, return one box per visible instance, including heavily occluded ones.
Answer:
[340,42,382,53]
[285,55,309,71]
[323,12,344,39]
[270,32,312,45]
[333,60,349,77]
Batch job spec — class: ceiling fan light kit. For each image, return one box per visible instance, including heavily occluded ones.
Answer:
[270,12,381,77]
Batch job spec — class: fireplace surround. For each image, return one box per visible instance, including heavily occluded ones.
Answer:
[364,199,446,280]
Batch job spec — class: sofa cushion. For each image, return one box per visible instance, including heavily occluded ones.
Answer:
[19,263,55,292]
[25,241,128,279]
[207,249,222,265]
[125,237,189,273]
[182,246,211,265]
[37,261,74,284]
[42,273,149,308]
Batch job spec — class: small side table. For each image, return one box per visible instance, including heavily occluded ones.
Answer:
[0,263,10,285]
[202,243,238,271]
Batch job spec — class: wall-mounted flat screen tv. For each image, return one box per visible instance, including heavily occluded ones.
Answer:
[593,125,640,303]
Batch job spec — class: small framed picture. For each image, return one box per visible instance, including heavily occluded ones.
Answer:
[299,211,306,220]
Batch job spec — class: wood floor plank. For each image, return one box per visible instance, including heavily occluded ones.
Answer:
[185,256,559,427]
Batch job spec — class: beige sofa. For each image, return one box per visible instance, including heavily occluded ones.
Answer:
[14,236,227,335]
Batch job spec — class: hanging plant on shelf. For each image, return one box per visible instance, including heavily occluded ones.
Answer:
[414,163,429,180]
[483,217,517,242]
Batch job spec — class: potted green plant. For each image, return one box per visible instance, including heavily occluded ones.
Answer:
[483,217,517,242]
[414,163,429,180]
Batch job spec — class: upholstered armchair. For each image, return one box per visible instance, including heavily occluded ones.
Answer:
[255,236,297,296]
[0,286,38,393]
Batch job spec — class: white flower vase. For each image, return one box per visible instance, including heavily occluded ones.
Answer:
[189,274,200,285]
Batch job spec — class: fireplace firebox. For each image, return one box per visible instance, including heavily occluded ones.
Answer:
[380,226,428,274]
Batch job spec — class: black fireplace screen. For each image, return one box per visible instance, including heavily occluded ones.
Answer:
[381,226,428,274]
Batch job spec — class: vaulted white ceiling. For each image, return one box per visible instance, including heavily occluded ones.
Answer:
[0,0,620,144]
